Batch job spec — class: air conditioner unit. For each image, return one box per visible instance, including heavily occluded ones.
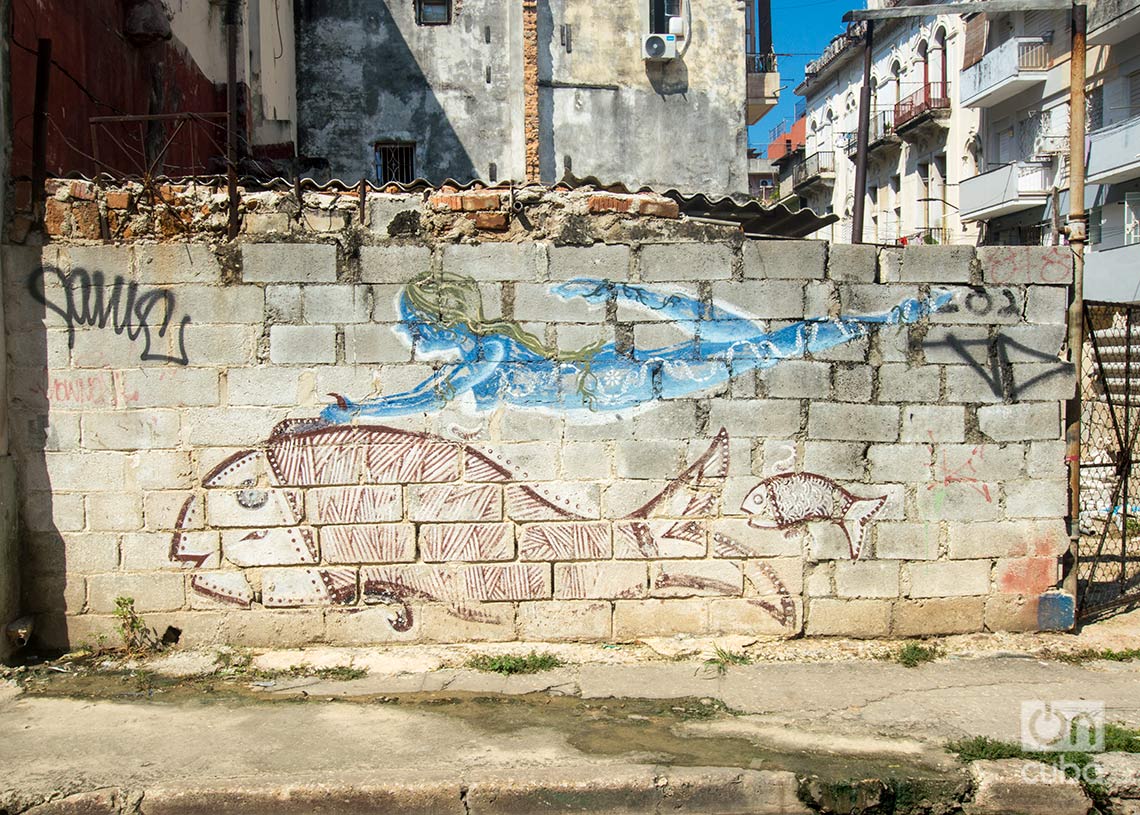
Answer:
[643,33,678,61]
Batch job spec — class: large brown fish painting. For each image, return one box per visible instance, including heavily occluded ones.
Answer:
[170,420,799,631]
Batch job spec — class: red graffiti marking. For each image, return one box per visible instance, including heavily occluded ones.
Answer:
[927,435,993,503]
[985,246,1071,285]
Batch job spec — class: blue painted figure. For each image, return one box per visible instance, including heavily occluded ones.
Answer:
[321,272,953,422]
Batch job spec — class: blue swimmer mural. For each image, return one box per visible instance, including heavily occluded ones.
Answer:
[321,272,953,422]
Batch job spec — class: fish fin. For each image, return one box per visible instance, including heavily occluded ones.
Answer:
[626,428,729,519]
[840,496,887,560]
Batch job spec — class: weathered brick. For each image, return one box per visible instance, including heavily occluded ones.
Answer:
[707,598,801,636]
[640,242,734,281]
[891,245,975,283]
[809,403,898,442]
[978,245,1072,285]
[743,240,826,279]
[867,444,931,482]
[82,411,180,450]
[443,243,543,281]
[944,365,1006,403]
[613,598,708,638]
[711,280,805,319]
[827,243,878,282]
[906,560,991,597]
[875,522,938,560]
[120,368,220,407]
[650,560,742,597]
[833,365,873,402]
[344,324,414,363]
[759,360,830,399]
[709,399,802,438]
[948,520,1069,559]
[242,243,337,283]
[994,556,1058,595]
[915,481,1000,521]
[1004,479,1067,518]
[86,493,142,531]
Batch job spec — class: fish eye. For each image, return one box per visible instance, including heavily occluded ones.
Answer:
[237,488,269,510]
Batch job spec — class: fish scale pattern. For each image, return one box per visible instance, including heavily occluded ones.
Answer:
[4,232,1078,647]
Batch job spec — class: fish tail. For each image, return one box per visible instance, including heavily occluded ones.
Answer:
[840,496,887,560]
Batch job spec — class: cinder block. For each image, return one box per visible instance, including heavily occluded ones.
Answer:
[87,572,185,613]
[35,452,129,492]
[1004,479,1067,519]
[132,451,194,490]
[443,243,543,281]
[996,325,1066,362]
[808,403,898,442]
[841,284,920,315]
[323,607,421,645]
[560,442,611,480]
[269,325,337,364]
[549,243,631,281]
[22,492,85,532]
[302,285,367,324]
[614,440,688,479]
[708,399,802,438]
[891,597,985,635]
[878,365,940,403]
[1026,440,1066,479]
[947,520,1069,560]
[874,522,938,560]
[978,403,1061,442]
[554,562,646,599]
[802,442,866,480]
[367,195,424,240]
[344,324,413,363]
[1009,363,1075,401]
[805,598,891,637]
[936,443,1024,481]
[710,280,806,319]
[82,411,180,451]
[930,286,1025,325]
[25,531,119,575]
[86,493,142,531]
[242,242,337,283]
[742,240,826,279]
[650,560,743,597]
[266,284,302,322]
[867,444,931,482]
[923,325,990,365]
[758,360,830,399]
[944,365,1006,403]
[640,242,734,281]
[707,598,801,636]
[906,560,991,598]
[134,244,222,284]
[418,603,517,642]
[613,598,708,638]
[516,282,605,322]
[360,245,432,284]
[517,600,612,640]
[893,245,975,283]
[835,561,900,598]
[827,243,878,282]
[833,365,873,402]
[978,245,1072,285]
[183,407,288,447]
[180,324,259,366]
[120,368,220,407]
[993,557,1059,596]
[915,481,1001,521]
[1024,286,1068,324]
[226,367,304,406]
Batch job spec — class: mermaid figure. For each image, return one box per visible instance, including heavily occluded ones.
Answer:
[320,272,953,422]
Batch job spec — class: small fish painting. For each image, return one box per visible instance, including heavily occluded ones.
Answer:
[740,473,887,560]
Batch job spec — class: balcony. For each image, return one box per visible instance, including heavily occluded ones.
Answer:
[1089,0,1140,45]
[747,52,780,125]
[792,151,836,191]
[844,111,901,158]
[894,82,951,140]
[960,160,1054,221]
[961,37,1050,108]
[1087,114,1140,185]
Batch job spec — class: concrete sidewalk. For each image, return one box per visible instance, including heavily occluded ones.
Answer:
[4,618,1140,814]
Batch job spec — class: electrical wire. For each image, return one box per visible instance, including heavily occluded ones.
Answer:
[273,0,285,60]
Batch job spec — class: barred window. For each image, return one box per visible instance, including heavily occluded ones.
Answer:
[374,142,416,185]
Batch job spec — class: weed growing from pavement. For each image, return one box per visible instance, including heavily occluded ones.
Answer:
[212,650,368,682]
[465,652,564,675]
[113,597,164,656]
[894,642,940,668]
[1053,648,1140,665]
[704,644,752,676]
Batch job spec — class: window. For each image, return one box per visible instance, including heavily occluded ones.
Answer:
[1126,193,1140,246]
[1088,206,1102,245]
[1088,85,1104,131]
[1130,72,1140,118]
[416,0,451,25]
[374,142,416,184]
[650,0,683,34]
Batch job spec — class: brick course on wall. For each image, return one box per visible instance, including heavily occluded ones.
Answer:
[3,190,1077,648]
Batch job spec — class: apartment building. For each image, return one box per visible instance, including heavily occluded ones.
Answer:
[295,0,779,194]
[790,4,979,245]
[956,0,1140,300]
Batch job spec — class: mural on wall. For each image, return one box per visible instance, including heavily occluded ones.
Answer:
[171,420,810,631]
[740,474,887,560]
[320,273,953,421]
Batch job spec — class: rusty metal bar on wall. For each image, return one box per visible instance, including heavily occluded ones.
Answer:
[358,177,368,224]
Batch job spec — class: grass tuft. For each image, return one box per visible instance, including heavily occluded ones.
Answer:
[704,644,752,676]
[465,651,564,675]
[1053,647,1140,665]
[896,642,940,668]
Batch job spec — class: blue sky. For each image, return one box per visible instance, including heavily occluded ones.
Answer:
[746,0,856,151]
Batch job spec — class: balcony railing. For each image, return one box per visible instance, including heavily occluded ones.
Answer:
[747,52,778,73]
[894,82,951,128]
[844,111,897,156]
[960,159,1054,220]
[961,36,1050,107]
[792,151,836,189]
[1087,112,1140,185]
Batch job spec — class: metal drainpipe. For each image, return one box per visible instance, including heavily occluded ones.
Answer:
[1064,2,1087,606]
[226,0,241,239]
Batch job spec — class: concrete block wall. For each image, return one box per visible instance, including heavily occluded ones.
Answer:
[2,230,1077,648]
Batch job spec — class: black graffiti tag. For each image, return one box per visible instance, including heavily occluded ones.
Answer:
[28,266,191,365]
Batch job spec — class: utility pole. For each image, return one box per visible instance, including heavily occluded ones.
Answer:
[225,0,240,240]
[851,21,874,244]
[1064,3,1087,597]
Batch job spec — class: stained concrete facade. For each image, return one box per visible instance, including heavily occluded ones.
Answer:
[295,0,755,194]
[0,0,18,665]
